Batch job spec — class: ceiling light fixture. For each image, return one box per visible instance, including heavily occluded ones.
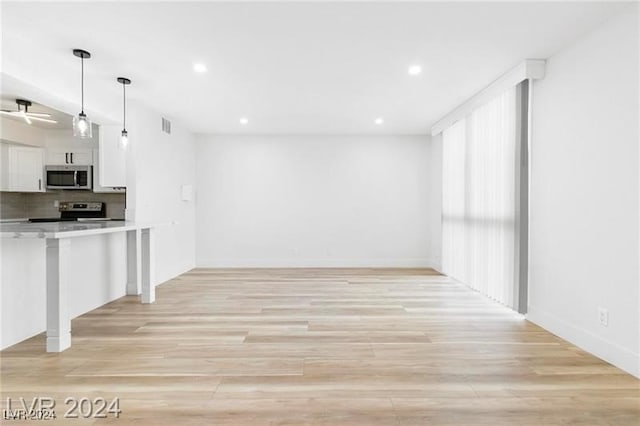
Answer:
[117,77,132,150]
[408,65,422,76]
[72,49,93,138]
[193,63,207,73]
[375,118,384,125]
[239,117,249,125]
[0,99,57,125]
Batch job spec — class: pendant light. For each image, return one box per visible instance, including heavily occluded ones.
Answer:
[72,49,93,138]
[117,77,131,149]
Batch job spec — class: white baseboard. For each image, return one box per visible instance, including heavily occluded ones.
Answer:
[196,258,437,268]
[527,305,640,378]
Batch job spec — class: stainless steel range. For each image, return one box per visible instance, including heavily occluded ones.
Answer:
[28,202,106,223]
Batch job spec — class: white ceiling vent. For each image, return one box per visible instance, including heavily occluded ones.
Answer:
[161,117,171,134]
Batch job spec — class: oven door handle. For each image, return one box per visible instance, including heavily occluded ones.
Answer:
[73,170,78,187]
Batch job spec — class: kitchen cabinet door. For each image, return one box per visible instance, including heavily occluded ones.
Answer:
[45,148,93,165]
[68,149,93,165]
[8,146,44,192]
[92,149,125,193]
[45,149,69,165]
[0,143,9,191]
[98,125,126,187]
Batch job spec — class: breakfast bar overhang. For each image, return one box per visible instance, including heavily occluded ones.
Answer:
[1,221,156,352]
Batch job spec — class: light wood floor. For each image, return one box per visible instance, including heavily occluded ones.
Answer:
[1,268,638,425]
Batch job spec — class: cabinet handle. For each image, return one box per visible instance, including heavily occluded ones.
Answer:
[70,153,74,164]
[38,178,42,191]
[65,153,69,164]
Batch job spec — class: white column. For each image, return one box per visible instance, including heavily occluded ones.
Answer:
[46,238,71,352]
[140,228,155,304]
[126,229,141,295]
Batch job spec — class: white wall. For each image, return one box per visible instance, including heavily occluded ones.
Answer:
[528,5,639,377]
[195,135,440,267]
[126,102,196,283]
[0,116,48,147]
[44,125,99,149]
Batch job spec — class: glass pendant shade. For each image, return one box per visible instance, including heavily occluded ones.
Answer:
[73,112,92,138]
[119,129,129,150]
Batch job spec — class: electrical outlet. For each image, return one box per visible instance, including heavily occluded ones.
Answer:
[598,307,609,327]
[53,200,59,208]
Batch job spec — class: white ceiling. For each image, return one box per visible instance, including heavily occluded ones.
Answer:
[0,1,630,135]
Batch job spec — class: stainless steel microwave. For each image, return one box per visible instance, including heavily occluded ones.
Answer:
[45,165,93,190]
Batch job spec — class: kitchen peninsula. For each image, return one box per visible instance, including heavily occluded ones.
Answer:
[1,220,157,352]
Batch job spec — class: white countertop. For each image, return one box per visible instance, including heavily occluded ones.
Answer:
[0,220,151,239]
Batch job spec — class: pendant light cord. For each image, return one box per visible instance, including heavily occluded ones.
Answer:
[123,82,126,130]
[81,55,85,114]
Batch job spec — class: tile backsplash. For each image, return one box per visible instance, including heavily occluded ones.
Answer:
[0,191,126,220]
[0,192,26,219]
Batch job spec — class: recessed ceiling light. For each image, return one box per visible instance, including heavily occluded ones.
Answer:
[375,118,384,125]
[239,117,249,125]
[193,63,207,73]
[408,65,422,76]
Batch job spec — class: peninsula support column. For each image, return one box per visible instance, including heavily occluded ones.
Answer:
[46,238,71,352]
[126,229,141,295]
[140,227,155,303]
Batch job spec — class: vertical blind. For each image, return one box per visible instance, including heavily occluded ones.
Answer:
[442,86,518,308]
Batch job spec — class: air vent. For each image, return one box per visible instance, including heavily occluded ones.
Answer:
[161,117,171,134]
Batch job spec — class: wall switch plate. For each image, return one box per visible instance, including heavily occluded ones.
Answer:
[598,307,609,327]
[181,184,193,201]
[53,200,59,208]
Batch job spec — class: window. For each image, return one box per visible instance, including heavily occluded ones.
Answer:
[442,85,527,311]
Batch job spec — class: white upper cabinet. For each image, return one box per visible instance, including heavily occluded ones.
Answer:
[92,149,125,193]
[4,145,45,192]
[98,125,126,188]
[45,148,93,165]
